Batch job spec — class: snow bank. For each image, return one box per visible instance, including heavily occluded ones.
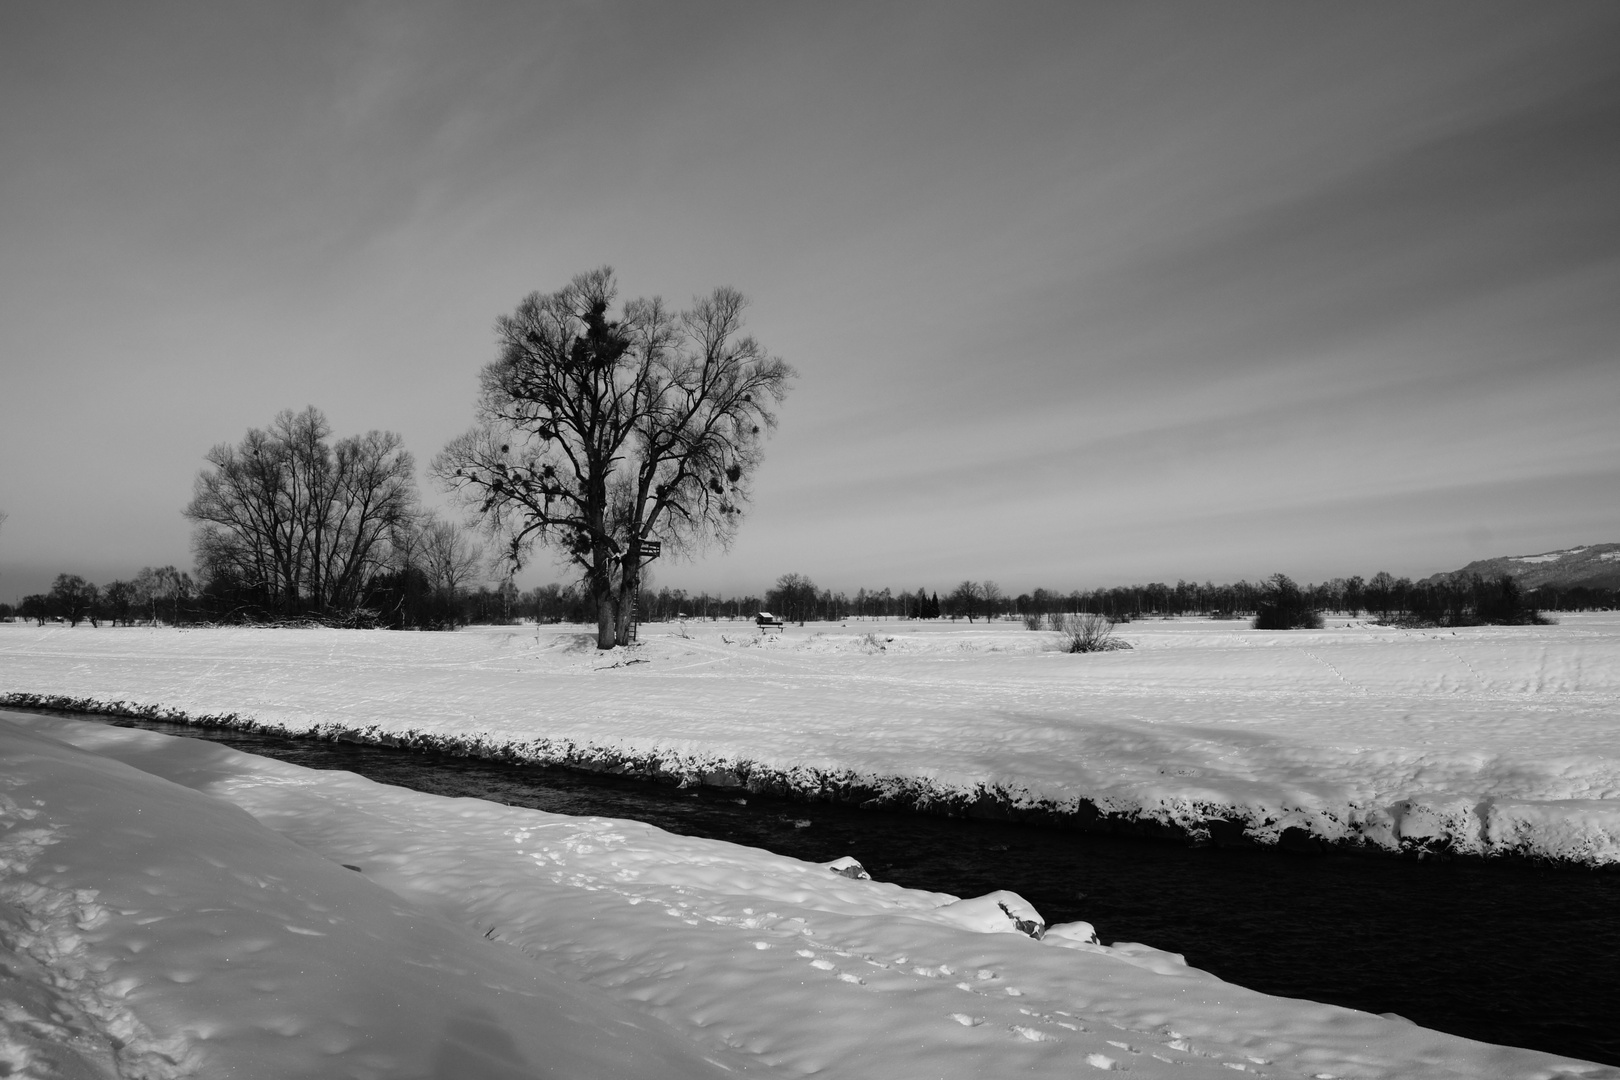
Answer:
[3,614,1620,864]
[0,719,734,1079]
[5,712,1612,1079]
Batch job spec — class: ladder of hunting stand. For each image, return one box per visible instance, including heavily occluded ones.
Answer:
[630,540,660,643]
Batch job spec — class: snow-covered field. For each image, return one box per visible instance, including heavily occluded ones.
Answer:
[4,711,1613,1079]
[3,614,1619,864]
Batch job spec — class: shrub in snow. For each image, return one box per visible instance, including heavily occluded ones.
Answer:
[1252,574,1323,630]
[1053,612,1130,653]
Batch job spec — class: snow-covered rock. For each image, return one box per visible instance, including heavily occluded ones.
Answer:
[1044,920,1101,946]
[826,855,871,879]
[927,889,1046,938]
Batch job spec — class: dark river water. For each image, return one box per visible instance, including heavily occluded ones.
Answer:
[66,715,1620,1067]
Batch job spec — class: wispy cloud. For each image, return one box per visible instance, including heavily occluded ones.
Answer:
[1,2,1616,597]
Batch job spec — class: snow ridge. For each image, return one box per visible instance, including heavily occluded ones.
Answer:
[5,692,1606,867]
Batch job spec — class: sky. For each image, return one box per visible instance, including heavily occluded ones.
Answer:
[2,1,1617,602]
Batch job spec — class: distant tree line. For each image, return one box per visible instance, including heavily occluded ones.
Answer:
[5,566,551,630]
[10,563,1611,631]
[12,567,197,627]
[1520,584,1620,612]
[585,568,1593,630]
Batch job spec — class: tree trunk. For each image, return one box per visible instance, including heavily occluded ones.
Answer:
[595,590,616,649]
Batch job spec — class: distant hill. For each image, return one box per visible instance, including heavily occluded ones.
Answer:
[1432,543,1620,591]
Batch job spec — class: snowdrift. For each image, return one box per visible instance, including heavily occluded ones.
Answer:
[0,719,731,1079]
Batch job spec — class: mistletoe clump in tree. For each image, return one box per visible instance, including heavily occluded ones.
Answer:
[435,268,794,649]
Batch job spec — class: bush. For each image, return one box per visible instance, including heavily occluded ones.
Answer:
[1054,612,1131,653]
[1253,574,1323,630]
[1020,611,1042,631]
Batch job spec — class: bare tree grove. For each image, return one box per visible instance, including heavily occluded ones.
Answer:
[185,406,417,618]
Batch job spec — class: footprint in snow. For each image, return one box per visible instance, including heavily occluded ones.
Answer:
[949,1014,982,1027]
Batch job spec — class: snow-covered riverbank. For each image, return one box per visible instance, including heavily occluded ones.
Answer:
[5,711,1612,1079]
[3,615,1618,864]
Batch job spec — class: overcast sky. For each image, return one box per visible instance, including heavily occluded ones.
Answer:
[2,2,1617,601]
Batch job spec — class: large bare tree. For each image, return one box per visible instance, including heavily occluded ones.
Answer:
[47,574,98,627]
[185,407,417,617]
[435,268,794,649]
[950,580,984,622]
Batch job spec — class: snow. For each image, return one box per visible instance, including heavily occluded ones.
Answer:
[4,712,1613,1079]
[4,614,1620,864]
[1511,549,1586,564]
[0,717,729,1080]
